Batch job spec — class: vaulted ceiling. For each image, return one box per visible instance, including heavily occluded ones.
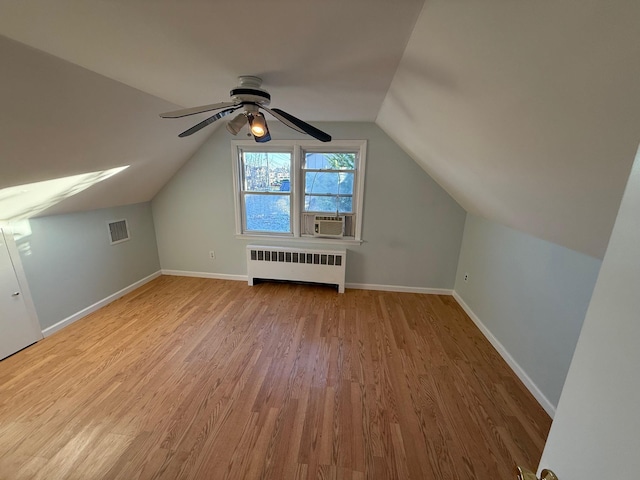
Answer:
[378,0,640,258]
[0,0,422,216]
[1,0,639,258]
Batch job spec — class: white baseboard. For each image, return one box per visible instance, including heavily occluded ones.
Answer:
[346,283,453,295]
[42,271,162,337]
[161,269,247,282]
[452,291,556,418]
[161,271,452,295]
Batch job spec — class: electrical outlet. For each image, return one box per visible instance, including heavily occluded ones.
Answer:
[209,250,215,259]
[464,273,469,283]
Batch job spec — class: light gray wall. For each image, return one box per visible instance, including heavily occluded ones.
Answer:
[152,122,466,289]
[15,202,160,330]
[538,149,640,479]
[454,214,602,408]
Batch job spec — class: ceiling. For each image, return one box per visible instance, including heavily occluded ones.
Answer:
[2,0,639,258]
[0,0,423,120]
[0,0,423,214]
[378,0,640,258]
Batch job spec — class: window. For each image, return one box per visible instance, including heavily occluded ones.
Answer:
[239,151,292,234]
[232,140,366,242]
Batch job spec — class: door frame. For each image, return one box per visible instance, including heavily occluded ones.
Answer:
[1,226,43,342]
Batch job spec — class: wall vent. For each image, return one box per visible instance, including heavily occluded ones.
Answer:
[108,219,130,245]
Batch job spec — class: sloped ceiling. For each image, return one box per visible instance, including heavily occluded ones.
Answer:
[377,0,640,258]
[0,0,423,215]
[1,0,639,259]
[0,35,205,216]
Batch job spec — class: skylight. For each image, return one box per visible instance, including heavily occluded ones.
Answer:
[0,166,129,226]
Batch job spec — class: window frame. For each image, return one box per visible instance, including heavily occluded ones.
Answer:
[232,139,367,244]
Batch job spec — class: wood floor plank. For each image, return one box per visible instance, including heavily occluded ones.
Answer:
[0,276,551,479]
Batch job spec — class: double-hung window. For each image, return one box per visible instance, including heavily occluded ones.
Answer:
[232,140,366,242]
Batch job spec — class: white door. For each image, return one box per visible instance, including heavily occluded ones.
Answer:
[0,230,42,360]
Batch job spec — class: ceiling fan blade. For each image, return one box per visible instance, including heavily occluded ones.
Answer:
[268,108,332,143]
[260,106,306,135]
[160,101,238,119]
[178,108,238,137]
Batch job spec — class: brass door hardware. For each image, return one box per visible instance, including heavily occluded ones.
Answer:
[516,466,558,480]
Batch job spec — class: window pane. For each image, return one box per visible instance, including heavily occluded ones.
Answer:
[304,195,354,214]
[305,172,354,195]
[305,195,337,213]
[245,194,291,232]
[339,196,353,213]
[243,152,291,192]
[338,172,354,192]
[304,152,356,170]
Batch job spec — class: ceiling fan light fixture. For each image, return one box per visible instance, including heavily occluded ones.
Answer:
[226,113,247,135]
[249,113,268,137]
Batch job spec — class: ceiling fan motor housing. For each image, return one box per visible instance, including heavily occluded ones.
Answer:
[230,87,271,106]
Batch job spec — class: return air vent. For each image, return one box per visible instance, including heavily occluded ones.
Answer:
[108,219,130,245]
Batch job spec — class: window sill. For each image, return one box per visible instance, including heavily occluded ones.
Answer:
[235,234,363,246]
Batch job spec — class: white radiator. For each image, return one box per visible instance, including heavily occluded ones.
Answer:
[246,245,346,293]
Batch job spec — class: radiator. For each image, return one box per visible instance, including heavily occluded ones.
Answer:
[246,245,346,293]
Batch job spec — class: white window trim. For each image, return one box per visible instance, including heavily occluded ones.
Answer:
[231,139,366,244]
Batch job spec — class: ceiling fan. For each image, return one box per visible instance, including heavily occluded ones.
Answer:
[159,76,331,143]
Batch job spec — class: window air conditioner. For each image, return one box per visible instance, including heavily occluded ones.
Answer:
[314,215,345,238]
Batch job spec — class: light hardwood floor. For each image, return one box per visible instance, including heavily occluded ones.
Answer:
[0,276,551,479]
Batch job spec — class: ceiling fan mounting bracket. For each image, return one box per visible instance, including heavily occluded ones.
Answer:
[230,75,271,106]
[237,75,263,88]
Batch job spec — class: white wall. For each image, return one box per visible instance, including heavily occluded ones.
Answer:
[538,150,640,478]
[15,202,160,330]
[152,122,467,290]
[454,214,601,412]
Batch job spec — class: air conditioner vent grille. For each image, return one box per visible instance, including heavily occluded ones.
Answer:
[314,215,344,238]
[108,219,130,245]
